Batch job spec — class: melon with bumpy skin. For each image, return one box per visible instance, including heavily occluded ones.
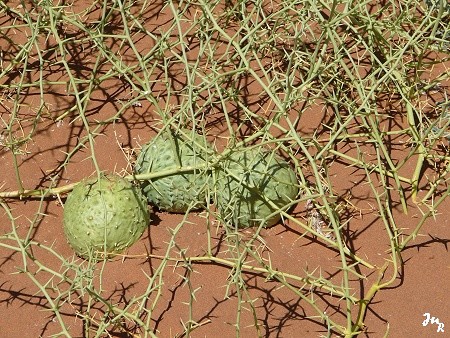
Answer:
[135,128,213,213]
[216,148,299,228]
[63,175,150,259]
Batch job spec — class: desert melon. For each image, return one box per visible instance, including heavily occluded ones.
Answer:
[63,174,150,259]
[135,128,213,213]
[215,148,299,228]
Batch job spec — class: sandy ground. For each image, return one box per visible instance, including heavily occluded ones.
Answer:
[1,1,449,337]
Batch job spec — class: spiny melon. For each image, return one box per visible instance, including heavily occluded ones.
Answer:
[135,128,213,213]
[63,174,150,259]
[216,148,299,228]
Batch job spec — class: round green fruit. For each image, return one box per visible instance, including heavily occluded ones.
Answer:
[135,128,213,213]
[216,148,299,228]
[63,175,150,259]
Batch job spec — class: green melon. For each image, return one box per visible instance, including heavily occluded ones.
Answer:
[135,128,213,213]
[63,174,150,259]
[216,148,299,228]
